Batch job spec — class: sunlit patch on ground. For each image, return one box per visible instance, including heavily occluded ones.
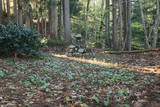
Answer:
[52,54,121,67]
[52,53,160,74]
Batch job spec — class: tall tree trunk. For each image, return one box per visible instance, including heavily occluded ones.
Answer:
[152,0,160,48]
[41,19,44,35]
[118,0,123,50]
[63,0,71,42]
[18,0,23,25]
[13,0,18,23]
[49,0,57,39]
[25,4,32,27]
[122,0,127,50]
[25,16,31,27]
[112,0,118,50]
[44,19,47,36]
[99,0,104,42]
[37,18,40,32]
[0,0,2,24]
[3,0,6,14]
[105,0,110,47]
[100,0,104,31]
[139,0,150,49]
[60,0,64,38]
[85,0,90,40]
[6,0,10,19]
[58,0,63,39]
[124,0,132,51]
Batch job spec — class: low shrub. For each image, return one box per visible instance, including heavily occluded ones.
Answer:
[131,42,144,50]
[0,24,43,56]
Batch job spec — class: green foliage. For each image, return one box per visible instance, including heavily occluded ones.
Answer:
[24,74,50,90]
[71,7,105,45]
[132,41,144,50]
[76,94,84,101]
[70,0,83,16]
[69,82,79,89]
[123,104,130,107]
[131,1,158,49]
[92,95,100,103]
[0,69,8,78]
[64,97,72,102]
[103,96,110,106]
[0,24,43,56]
[0,52,155,106]
[0,71,6,77]
[118,89,130,97]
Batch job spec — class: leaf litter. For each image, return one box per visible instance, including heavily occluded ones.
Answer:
[0,51,160,107]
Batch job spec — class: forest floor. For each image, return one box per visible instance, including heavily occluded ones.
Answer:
[0,48,160,107]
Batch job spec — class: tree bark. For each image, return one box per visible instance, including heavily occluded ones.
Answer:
[58,0,64,39]
[25,16,31,27]
[0,0,2,24]
[18,0,23,25]
[112,0,118,50]
[37,18,40,32]
[25,4,32,27]
[99,0,104,32]
[124,0,132,51]
[63,0,72,42]
[13,0,18,23]
[44,19,47,36]
[122,0,127,50]
[85,0,90,40]
[3,0,6,14]
[104,0,110,47]
[6,0,10,19]
[152,0,160,48]
[49,0,57,39]
[139,0,151,49]
[118,0,123,50]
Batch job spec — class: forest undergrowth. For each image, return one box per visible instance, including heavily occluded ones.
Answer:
[0,49,160,107]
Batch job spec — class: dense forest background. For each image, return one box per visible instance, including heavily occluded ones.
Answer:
[0,0,159,51]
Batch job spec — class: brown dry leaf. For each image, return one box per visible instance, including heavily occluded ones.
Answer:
[134,101,143,107]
